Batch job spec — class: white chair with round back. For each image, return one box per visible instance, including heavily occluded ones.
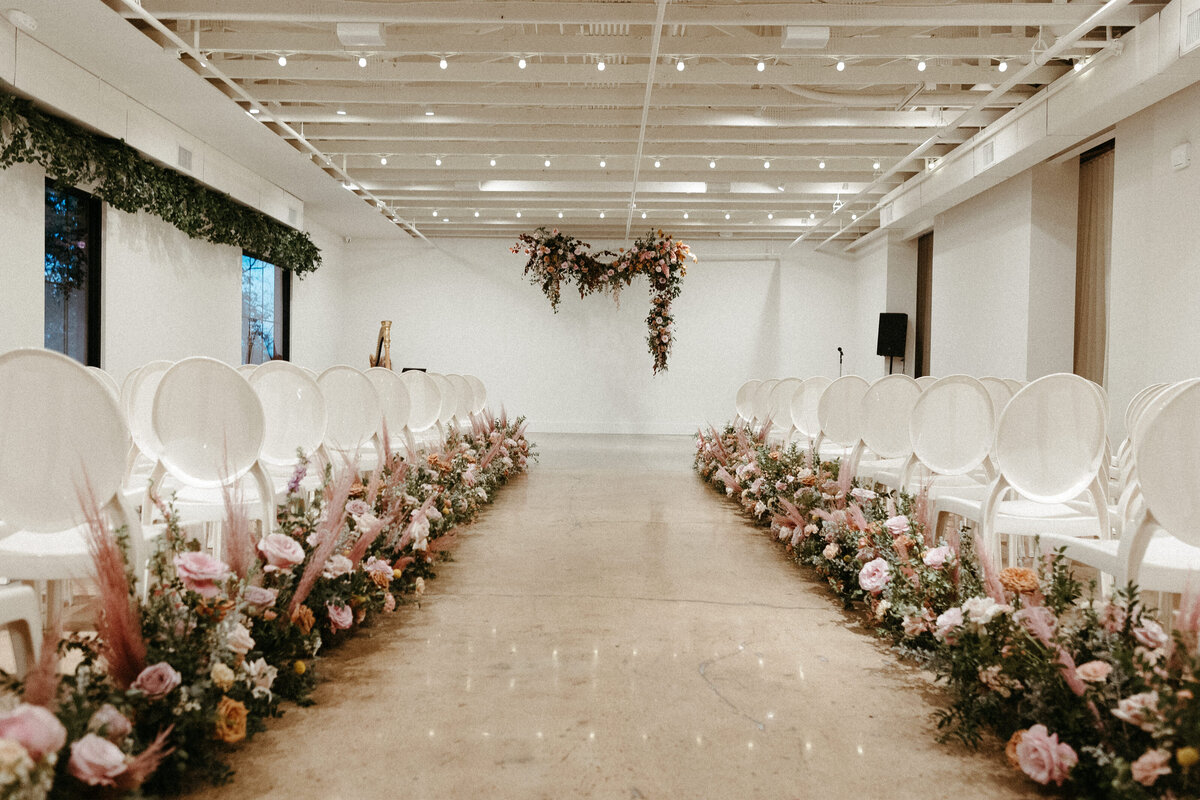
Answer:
[428,372,458,442]
[815,375,869,464]
[767,377,802,446]
[979,377,1014,423]
[464,374,488,420]
[236,363,258,378]
[366,367,412,453]
[907,375,997,497]
[850,374,921,484]
[146,357,277,546]
[0,583,41,677]
[87,366,120,402]
[790,376,831,452]
[318,365,383,471]
[249,361,328,496]
[0,349,144,627]
[400,370,442,451]
[122,359,173,486]
[735,379,762,426]
[446,373,474,430]
[752,378,781,432]
[915,375,938,389]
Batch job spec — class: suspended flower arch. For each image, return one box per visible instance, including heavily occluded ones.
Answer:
[511,228,695,374]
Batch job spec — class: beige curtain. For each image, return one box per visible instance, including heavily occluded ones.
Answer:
[1074,147,1114,385]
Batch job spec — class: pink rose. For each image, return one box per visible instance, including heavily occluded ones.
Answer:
[228,623,255,656]
[935,607,964,642]
[1100,602,1127,633]
[884,515,910,536]
[346,499,371,517]
[1015,724,1078,786]
[923,545,952,569]
[68,733,128,786]
[822,543,839,560]
[902,615,929,637]
[257,533,305,571]
[132,662,181,700]
[1130,748,1172,786]
[173,551,230,599]
[384,592,396,612]
[243,585,278,611]
[1075,660,1112,683]
[365,556,393,581]
[0,703,67,761]
[1112,691,1159,731]
[850,487,877,502]
[327,602,353,631]
[1133,620,1169,650]
[858,558,891,594]
[87,704,132,742]
[322,554,353,579]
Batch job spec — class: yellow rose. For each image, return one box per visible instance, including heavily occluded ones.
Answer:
[214,696,248,744]
[210,662,235,692]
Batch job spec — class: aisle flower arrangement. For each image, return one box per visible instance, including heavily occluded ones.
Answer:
[510,228,694,373]
[694,422,1200,799]
[0,412,533,799]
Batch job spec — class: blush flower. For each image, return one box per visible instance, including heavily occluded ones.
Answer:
[0,704,67,761]
[858,558,891,594]
[86,705,132,743]
[1075,660,1112,683]
[1112,691,1159,731]
[1015,725,1077,786]
[1131,748,1172,786]
[243,585,278,612]
[883,515,910,536]
[327,602,353,632]
[68,734,128,786]
[227,623,255,657]
[173,551,230,599]
[934,607,964,642]
[257,533,305,572]
[132,662,181,700]
[923,545,952,569]
[1133,620,1169,650]
[822,543,840,560]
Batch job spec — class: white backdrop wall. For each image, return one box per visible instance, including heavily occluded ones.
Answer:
[1107,81,1200,438]
[322,237,859,434]
[0,162,44,352]
[853,233,917,379]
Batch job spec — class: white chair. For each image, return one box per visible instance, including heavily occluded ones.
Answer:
[979,377,1014,423]
[236,363,258,378]
[815,375,868,464]
[0,583,41,677]
[850,374,921,482]
[144,357,277,544]
[463,374,488,420]
[766,377,802,446]
[400,370,442,450]
[122,360,173,486]
[318,366,383,469]
[248,361,328,496]
[428,372,458,442]
[1003,378,1025,394]
[0,349,143,626]
[966,374,1111,566]
[915,375,938,389]
[366,367,412,453]
[901,375,996,495]
[751,378,781,431]
[1041,379,1200,595]
[445,373,474,430]
[87,366,120,402]
[789,376,831,452]
[735,379,761,426]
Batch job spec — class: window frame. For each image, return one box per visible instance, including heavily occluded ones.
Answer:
[44,178,103,367]
[240,251,291,364]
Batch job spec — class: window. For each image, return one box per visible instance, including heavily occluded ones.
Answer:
[241,254,290,364]
[44,180,102,366]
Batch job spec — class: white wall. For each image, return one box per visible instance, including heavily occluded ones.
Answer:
[288,221,348,373]
[323,237,858,433]
[853,233,918,379]
[0,162,44,351]
[1107,81,1200,438]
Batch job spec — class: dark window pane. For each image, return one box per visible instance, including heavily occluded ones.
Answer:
[45,182,99,365]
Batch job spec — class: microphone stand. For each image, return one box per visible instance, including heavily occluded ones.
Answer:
[837,347,844,377]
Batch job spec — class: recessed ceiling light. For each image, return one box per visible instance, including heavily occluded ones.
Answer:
[756,60,765,72]
[872,160,881,170]
[818,160,826,169]
[435,157,442,166]
[358,56,367,68]
[380,156,388,165]
[490,158,497,166]
[599,211,606,219]
[709,159,716,169]
[518,57,527,69]
[836,59,845,72]
[336,109,347,115]
[597,60,606,71]
[654,160,661,168]
[767,212,774,220]
[997,60,1008,73]
[641,211,647,219]
[277,55,287,66]
[600,159,607,168]
[724,212,731,220]
[516,211,522,218]
[917,59,927,72]
[763,160,770,169]
[439,57,448,69]
[544,159,551,167]
[474,211,480,217]
[557,211,564,218]
[683,212,689,219]
[425,110,435,116]
[443,217,449,222]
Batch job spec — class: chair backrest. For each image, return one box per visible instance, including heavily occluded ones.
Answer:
[817,375,869,446]
[752,379,780,423]
[0,349,130,534]
[1124,383,1170,438]
[860,374,921,459]
[300,366,319,380]
[153,357,267,488]
[400,370,441,432]
[365,367,412,439]
[87,366,120,402]
[249,361,327,465]
[1003,378,1025,394]
[463,374,487,414]
[1135,380,1200,549]
[123,360,174,461]
[735,379,761,422]
[428,373,458,425]
[909,375,995,476]
[768,378,802,429]
[446,373,474,419]
[236,363,258,378]
[317,366,382,453]
[915,375,938,389]
[979,377,1014,423]
[790,376,831,440]
[993,373,1108,503]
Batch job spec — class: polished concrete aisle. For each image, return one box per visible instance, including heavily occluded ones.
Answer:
[192,434,1026,800]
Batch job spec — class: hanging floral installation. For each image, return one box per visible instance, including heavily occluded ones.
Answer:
[511,228,695,374]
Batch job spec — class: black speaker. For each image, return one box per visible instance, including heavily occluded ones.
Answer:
[876,313,908,358]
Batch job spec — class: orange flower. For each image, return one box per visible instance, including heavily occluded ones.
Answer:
[1005,729,1026,769]
[214,696,248,744]
[999,567,1039,596]
[291,605,315,636]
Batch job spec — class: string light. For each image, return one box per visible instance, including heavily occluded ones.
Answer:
[998,60,1008,73]
[557,211,564,218]
[654,159,661,168]
[435,157,442,166]
[597,60,606,72]
[763,160,770,169]
[676,59,686,71]
[724,212,731,220]
[917,59,927,72]
[518,57,527,69]
[544,158,551,167]
[767,212,774,220]
[474,211,480,217]
[358,56,367,68]
[277,55,287,66]
[599,211,606,218]
[248,108,260,115]
[439,57,448,69]
[641,211,647,219]
[432,210,438,217]
[599,159,607,168]
[1074,59,1084,72]
[756,60,765,72]
[683,212,689,219]
[836,59,845,72]
[380,157,387,165]
[516,211,522,218]
[818,160,826,169]
[490,158,497,166]
[810,212,816,220]
[336,109,346,115]
[709,159,716,168]
[873,160,881,170]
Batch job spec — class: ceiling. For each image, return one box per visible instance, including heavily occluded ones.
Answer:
[115,0,1157,244]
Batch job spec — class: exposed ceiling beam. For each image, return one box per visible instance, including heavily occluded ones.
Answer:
[213,60,1069,85]
[315,141,958,158]
[347,168,899,184]
[135,1,1159,29]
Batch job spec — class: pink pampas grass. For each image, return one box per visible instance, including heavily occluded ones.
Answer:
[846,503,869,533]
[912,485,935,548]
[21,631,61,708]
[287,467,355,618]
[775,497,808,531]
[348,514,387,567]
[117,725,175,790]
[220,483,256,582]
[80,489,146,690]
[973,530,1008,604]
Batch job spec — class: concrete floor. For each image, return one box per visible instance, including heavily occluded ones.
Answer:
[186,433,1028,800]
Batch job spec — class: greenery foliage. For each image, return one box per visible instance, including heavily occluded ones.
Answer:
[0,88,321,276]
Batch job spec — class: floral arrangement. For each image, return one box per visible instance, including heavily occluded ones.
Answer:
[510,228,695,373]
[694,422,1200,799]
[0,411,534,798]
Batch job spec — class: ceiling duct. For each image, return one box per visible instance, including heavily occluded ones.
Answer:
[781,26,831,49]
[336,23,385,48]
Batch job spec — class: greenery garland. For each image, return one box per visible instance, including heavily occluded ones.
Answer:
[0,88,321,276]
[511,227,695,374]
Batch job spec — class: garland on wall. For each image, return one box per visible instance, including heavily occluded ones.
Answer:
[0,89,321,276]
[511,227,695,374]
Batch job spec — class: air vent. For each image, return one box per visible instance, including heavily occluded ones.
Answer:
[980,140,995,167]
[781,26,831,49]
[288,207,299,226]
[336,22,384,47]
[177,145,192,171]
[1185,8,1200,53]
